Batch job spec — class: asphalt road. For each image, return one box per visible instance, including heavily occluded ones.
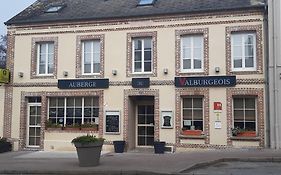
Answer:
[186,161,281,175]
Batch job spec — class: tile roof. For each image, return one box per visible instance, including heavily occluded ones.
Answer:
[5,0,265,25]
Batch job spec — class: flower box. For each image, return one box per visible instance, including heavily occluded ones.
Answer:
[181,130,202,136]
[81,127,98,131]
[237,131,256,137]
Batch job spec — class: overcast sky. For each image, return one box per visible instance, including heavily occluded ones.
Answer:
[0,0,36,35]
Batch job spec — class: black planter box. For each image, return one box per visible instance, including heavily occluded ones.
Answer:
[154,141,166,154]
[113,141,125,153]
[0,142,12,153]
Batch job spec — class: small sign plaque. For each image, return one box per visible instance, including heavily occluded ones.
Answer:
[132,78,150,88]
[0,69,10,83]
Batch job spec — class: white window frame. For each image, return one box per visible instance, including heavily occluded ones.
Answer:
[181,97,204,131]
[36,43,54,76]
[232,97,257,132]
[231,33,257,72]
[132,38,153,74]
[82,40,101,75]
[180,35,204,73]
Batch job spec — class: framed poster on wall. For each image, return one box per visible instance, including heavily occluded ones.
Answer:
[105,111,121,134]
[161,111,173,129]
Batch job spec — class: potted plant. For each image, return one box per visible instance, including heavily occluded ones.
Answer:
[153,140,166,154]
[231,127,240,136]
[71,134,105,167]
[0,137,12,153]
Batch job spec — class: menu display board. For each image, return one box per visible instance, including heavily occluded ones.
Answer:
[105,111,120,134]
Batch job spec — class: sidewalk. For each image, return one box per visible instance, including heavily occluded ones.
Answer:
[1,149,281,175]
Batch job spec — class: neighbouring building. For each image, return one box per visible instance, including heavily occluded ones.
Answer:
[268,0,281,149]
[3,0,267,152]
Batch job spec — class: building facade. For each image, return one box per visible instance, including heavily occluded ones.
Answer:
[3,0,266,151]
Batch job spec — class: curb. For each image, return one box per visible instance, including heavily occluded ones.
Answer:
[0,170,172,175]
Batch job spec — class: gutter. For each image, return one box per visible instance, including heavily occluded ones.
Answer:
[264,0,270,148]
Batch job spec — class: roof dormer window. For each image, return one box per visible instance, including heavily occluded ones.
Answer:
[45,5,65,13]
[138,0,156,6]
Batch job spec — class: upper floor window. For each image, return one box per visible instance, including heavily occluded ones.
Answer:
[82,40,101,75]
[37,42,54,75]
[181,35,204,72]
[132,37,152,73]
[76,34,104,78]
[175,28,209,76]
[31,37,58,79]
[231,33,256,71]
[226,25,262,75]
[127,32,157,77]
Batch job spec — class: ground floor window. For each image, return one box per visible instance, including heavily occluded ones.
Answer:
[182,97,203,131]
[48,97,99,127]
[233,97,256,131]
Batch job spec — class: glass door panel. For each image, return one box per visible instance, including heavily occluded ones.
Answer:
[27,104,41,147]
[137,105,154,146]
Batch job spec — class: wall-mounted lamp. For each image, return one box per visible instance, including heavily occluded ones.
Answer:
[215,67,220,73]
[63,71,68,77]
[112,69,117,76]
[163,68,168,75]
[18,72,24,78]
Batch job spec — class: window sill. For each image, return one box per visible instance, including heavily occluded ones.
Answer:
[228,70,261,75]
[178,72,207,76]
[129,73,155,77]
[76,74,103,78]
[179,135,206,139]
[31,75,55,79]
[230,136,260,141]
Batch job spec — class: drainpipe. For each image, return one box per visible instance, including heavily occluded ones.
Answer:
[272,0,281,149]
[269,0,279,149]
[263,0,271,148]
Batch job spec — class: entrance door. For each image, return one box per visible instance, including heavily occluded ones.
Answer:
[137,105,154,146]
[27,103,41,147]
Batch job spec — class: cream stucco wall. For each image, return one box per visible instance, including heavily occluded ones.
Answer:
[11,14,265,83]
[6,11,266,151]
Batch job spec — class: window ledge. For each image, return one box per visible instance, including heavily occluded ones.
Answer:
[129,73,155,77]
[31,75,56,79]
[178,72,207,76]
[179,135,207,139]
[228,70,261,75]
[230,136,260,141]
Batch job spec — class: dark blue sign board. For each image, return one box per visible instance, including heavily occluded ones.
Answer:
[58,79,109,89]
[175,76,236,87]
[132,78,150,88]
